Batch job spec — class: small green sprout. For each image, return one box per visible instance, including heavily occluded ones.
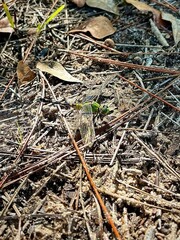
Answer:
[37,4,65,33]
[2,0,15,29]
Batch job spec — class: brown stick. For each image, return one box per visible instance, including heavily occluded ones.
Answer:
[68,51,180,75]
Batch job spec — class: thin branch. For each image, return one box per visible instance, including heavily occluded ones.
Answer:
[68,51,180,75]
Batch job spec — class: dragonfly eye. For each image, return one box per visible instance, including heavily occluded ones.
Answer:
[101,106,110,115]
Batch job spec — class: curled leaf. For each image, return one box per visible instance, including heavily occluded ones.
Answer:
[161,12,180,45]
[0,17,14,33]
[86,0,119,15]
[36,62,83,83]
[125,0,165,27]
[69,16,116,39]
[17,60,36,86]
[70,0,86,7]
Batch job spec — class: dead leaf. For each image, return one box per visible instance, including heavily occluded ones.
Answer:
[125,0,164,27]
[150,19,169,46]
[70,0,86,7]
[36,62,83,83]
[0,17,14,33]
[86,0,119,15]
[27,28,37,35]
[17,60,36,86]
[69,16,116,39]
[161,12,180,45]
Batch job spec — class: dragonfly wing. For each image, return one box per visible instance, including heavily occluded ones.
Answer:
[79,103,95,146]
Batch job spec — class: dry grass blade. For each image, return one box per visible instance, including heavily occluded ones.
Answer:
[1,177,28,216]
[99,188,180,214]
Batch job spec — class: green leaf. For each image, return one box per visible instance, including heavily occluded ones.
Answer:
[37,4,65,33]
[2,0,15,29]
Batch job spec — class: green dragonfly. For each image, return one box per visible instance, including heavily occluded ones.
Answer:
[74,101,110,146]
[39,98,110,146]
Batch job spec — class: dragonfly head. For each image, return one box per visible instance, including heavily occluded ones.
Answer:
[91,102,110,115]
[100,105,110,115]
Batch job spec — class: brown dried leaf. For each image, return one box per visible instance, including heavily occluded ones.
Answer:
[125,0,164,27]
[17,60,36,86]
[70,0,86,7]
[161,12,180,45]
[86,0,119,15]
[0,17,14,33]
[27,28,37,35]
[69,16,116,39]
[36,62,83,83]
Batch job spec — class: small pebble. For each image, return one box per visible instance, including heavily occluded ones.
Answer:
[104,38,115,48]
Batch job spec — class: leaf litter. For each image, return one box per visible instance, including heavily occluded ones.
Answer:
[0,16,14,33]
[0,0,180,239]
[86,0,119,15]
[161,12,180,45]
[68,15,116,39]
[70,0,119,15]
[17,60,36,86]
[36,61,83,83]
[125,0,180,45]
[125,0,164,27]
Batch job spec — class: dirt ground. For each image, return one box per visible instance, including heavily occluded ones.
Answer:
[0,0,180,239]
